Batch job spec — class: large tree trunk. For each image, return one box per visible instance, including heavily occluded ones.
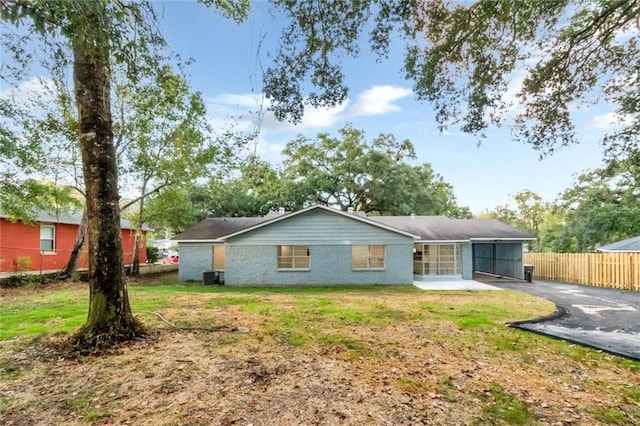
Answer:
[70,6,144,352]
[63,209,87,278]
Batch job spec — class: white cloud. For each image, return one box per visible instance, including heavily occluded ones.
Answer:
[349,85,412,117]
[204,85,413,138]
[587,112,633,130]
[0,76,57,109]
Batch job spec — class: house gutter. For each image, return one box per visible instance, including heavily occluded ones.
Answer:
[174,239,225,243]
[469,237,537,241]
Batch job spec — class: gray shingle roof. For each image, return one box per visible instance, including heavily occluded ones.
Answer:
[173,207,534,242]
[596,236,640,252]
[1,209,142,230]
[172,217,271,240]
[368,216,534,241]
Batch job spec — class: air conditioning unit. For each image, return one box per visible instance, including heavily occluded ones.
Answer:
[203,271,225,285]
[203,271,216,285]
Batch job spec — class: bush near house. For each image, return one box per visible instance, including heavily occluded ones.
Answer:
[146,246,160,264]
[12,256,32,273]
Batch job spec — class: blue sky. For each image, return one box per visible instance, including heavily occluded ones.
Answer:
[2,1,612,214]
[157,2,612,214]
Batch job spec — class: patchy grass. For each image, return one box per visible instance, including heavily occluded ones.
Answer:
[1,273,639,425]
[477,381,535,425]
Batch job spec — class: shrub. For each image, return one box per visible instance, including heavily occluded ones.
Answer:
[1,274,44,288]
[146,246,160,264]
[13,256,32,273]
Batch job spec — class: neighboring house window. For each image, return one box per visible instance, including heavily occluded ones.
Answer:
[352,245,385,269]
[212,244,225,270]
[40,224,55,253]
[277,245,310,269]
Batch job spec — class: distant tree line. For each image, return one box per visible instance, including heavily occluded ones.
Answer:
[144,124,472,234]
[480,155,640,252]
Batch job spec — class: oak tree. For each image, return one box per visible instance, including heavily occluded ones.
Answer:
[265,1,640,158]
[281,124,469,216]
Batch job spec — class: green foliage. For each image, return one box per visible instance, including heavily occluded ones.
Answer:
[148,156,303,231]
[476,381,535,425]
[592,407,629,425]
[145,246,160,264]
[265,1,640,160]
[144,187,199,233]
[281,124,469,216]
[0,274,48,289]
[482,153,640,252]
[480,190,567,252]
[0,0,249,353]
[558,160,640,251]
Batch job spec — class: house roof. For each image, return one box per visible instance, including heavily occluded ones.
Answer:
[0,210,144,231]
[173,205,534,242]
[172,217,271,241]
[173,204,420,241]
[596,236,640,252]
[368,216,535,241]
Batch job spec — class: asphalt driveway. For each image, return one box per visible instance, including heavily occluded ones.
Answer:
[489,280,640,360]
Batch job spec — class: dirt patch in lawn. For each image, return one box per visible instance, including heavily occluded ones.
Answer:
[1,283,639,425]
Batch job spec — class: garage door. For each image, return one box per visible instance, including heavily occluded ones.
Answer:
[472,243,524,279]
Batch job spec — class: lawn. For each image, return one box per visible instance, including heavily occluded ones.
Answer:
[1,273,639,425]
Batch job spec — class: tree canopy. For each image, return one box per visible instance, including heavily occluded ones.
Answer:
[281,125,470,217]
[482,154,640,253]
[265,0,640,159]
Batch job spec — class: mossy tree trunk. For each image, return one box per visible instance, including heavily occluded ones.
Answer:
[71,5,144,352]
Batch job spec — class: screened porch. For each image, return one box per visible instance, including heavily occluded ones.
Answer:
[413,243,463,280]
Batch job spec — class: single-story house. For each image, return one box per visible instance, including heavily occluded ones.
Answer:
[0,210,147,273]
[172,204,534,285]
[595,236,640,253]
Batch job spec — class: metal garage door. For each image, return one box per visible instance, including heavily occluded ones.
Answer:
[472,243,524,279]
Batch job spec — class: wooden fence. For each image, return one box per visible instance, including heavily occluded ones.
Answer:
[524,252,640,292]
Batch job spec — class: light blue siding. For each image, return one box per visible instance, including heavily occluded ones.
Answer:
[228,209,411,246]
[461,242,473,279]
[224,209,413,285]
[225,244,412,285]
[178,243,213,281]
[178,209,415,285]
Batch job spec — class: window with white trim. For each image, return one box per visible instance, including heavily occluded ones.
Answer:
[277,245,310,269]
[40,224,55,252]
[352,245,385,269]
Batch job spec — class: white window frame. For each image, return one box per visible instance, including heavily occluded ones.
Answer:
[40,224,56,253]
[277,245,310,270]
[352,245,385,270]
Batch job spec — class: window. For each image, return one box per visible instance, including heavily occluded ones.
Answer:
[40,224,55,253]
[277,245,310,269]
[352,245,385,269]
[212,244,225,270]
